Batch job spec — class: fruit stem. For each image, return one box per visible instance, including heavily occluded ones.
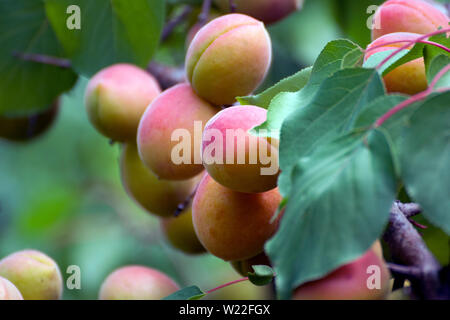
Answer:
[206,277,249,294]
[374,64,450,128]
[198,0,212,26]
[376,27,450,70]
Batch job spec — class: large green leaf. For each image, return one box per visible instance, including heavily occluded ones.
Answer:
[241,40,362,138]
[399,92,450,235]
[45,0,165,76]
[267,129,397,299]
[427,55,450,89]
[0,0,78,114]
[279,68,385,196]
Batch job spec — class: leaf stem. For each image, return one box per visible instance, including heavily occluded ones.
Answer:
[206,277,249,294]
[374,63,450,127]
[376,27,450,70]
[365,39,450,55]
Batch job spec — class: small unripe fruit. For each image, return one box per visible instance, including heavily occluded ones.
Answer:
[161,206,206,255]
[120,143,200,217]
[85,64,161,142]
[202,105,279,193]
[186,14,272,105]
[365,32,428,95]
[192,174,282,261]
[372,0,449,40]
[293,249,391,300]
[214,0,303,25]
[231,252,271,277]
[0,276,23,300]
[0,250,63,300]
[99,266,179,300]
[137,83,219,180]
[0,101,59,142]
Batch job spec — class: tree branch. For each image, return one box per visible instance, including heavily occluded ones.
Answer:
[383,201,445,299]
[147,62,185,90]
[12,52,71,68]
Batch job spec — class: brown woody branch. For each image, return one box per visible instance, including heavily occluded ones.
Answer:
[384,201,447,299]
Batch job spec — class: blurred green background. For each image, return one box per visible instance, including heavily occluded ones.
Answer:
[0,0,448,299]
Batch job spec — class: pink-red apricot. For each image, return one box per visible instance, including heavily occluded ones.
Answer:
[372,0,449,40]
[0,250,63,300]
[186,14,272,105]
[192,174,282,261]
[0,100,59,142]
[137,83,219,180]
[202,105,279,193]
[365,32,428,95]
[120,143,200,217]
[214,0,303,25]
[0,276,23,300]
[160,206,206,255]
[85,64,161,142]
[99,266,179,300]
[293,248,391,300]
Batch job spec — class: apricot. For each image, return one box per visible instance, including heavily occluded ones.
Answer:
[231,252,272,277]
[0,100,58,142]
[0,250,63,300]
[0,276,23,300]
[202,105,279,193]
[185,14,272,105]
[293,248,391,300]
[192,174,282,261]
[99,265,179,300]
[372,0,449,40]
[214,0,303,25]
[365,32,428,95]
[85,63,161,142]
[120,143,200,217]
[160,206,206,255]
[137,83,219,180]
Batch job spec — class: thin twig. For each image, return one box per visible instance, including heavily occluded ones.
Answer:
[161,5,193,42]
[147,61,185,90]
[229,0,237,13]
[174,183,199,217]
[198,0,212,26]
[12,52,71,68]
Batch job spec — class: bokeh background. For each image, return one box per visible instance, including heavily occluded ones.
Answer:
[0,0,448,299]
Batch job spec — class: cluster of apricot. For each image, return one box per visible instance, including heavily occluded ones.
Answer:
[13,0,440,301]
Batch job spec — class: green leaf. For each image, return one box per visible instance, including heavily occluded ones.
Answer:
[238,66,312,109]
[399,92,450,235]
[248,265,275,286]
[427,55,450,89]
[45,0,165,76]
[424,34,450,71]
[279,68,385,196]
[363,49,410,76]
[163,286,206,300]
[267,129,397,299]
[245,40,362,138]
[0,0,78,114]
[353,94,407,129]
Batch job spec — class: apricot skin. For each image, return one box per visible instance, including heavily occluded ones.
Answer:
[365,32,428,95]
[293,249,391,300]
[99,266,179,300]
[120,143,200,217]
[137,83,219,181]
[0,276,23,300]
[0,250,63,300]
[214,0,303,25]
[161,206,206,255]
[85,64,161,142]
[192,174,282,261]
[372,0,449,40]
[0,100,59,142]
[185,14,272,105]
[202,105,279,193]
